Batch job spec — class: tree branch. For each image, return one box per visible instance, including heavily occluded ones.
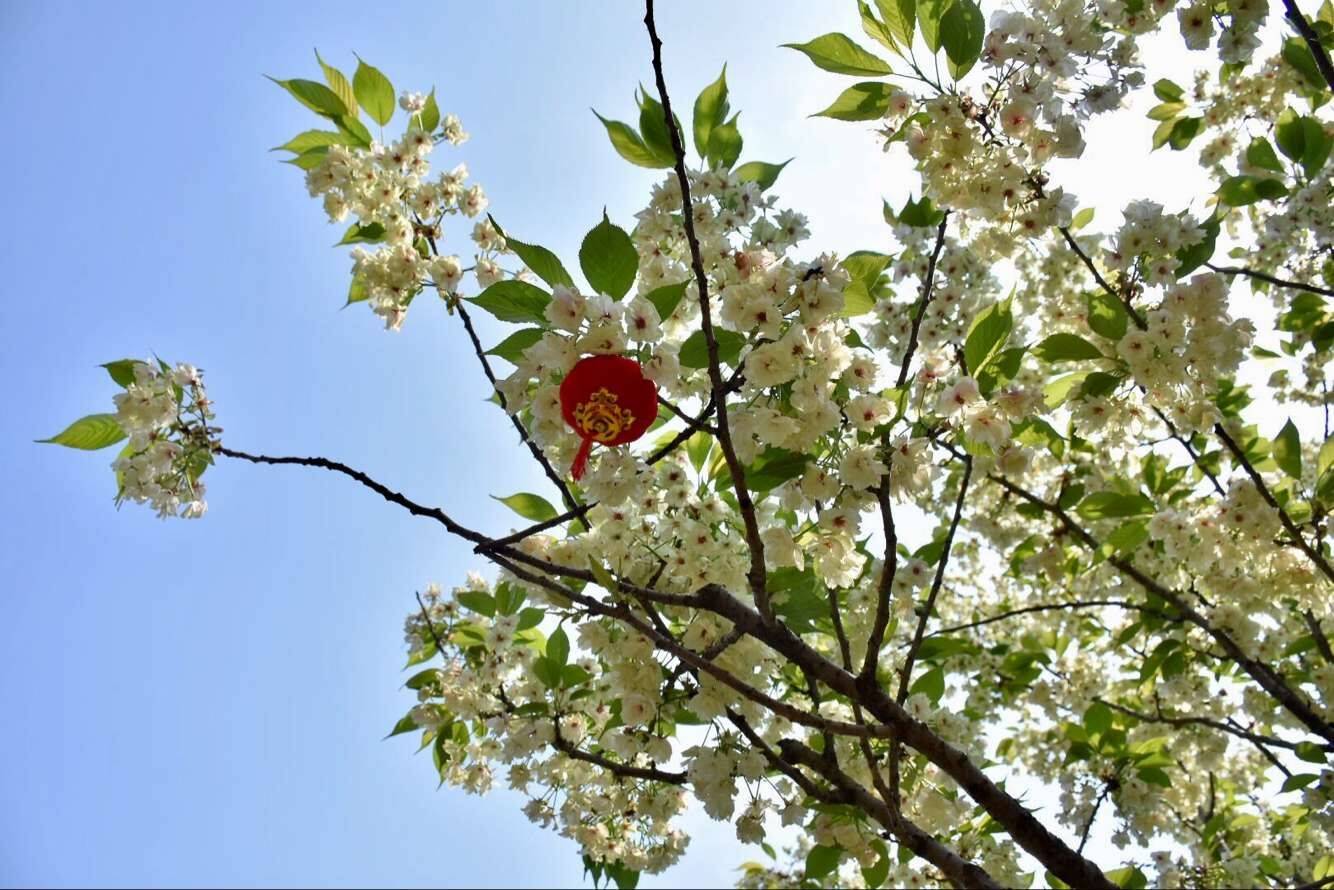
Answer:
[1282,0,1334,94]
[644,0,770,620]
[1206,262,1334,299]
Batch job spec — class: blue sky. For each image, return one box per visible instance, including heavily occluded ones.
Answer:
[0,0,1217,886]
[0,1,882,886]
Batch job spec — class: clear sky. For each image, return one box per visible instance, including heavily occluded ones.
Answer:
[1,1,1216,887]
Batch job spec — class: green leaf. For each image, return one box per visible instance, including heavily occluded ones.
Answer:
[533,657,562,689]
[268,77,349,118]
[733,159,791,190]
[466,280,551,325]
[546,627,570,667]
[963,300,1013,374]
[843,251,893,289]
[1276,109,1333,178]
[456,590,495,616]
[1295,741,1328,764]
[485,328,545,364]
[706,113,743,170]
[1138,767,1172,788]
[1032,333,1104,363]
[588,558,618,593]
[579,212,638,300]
[680,328,745,368]
[876,0,917,48]
[815,82,895,120]
[346,275,368,306]
[693,66,730,158]
[842,281,876,316]
[917,0,954,52]
[272,130,349,154]
[909,666,945,703]
[333,114,372,148]
[859,0,900,52]
[38,414,126,450]
[1146,102,1185,121]
[516,607,545,631]
[1245,138,1285,174]
[898,193,945,227]
[102,359,141,387]
[1166,116,1202,151]
[861,840,891,889]
[594,111,671,169]
[1071,207,1095,230]
[488,217,574,289]
[386,714,419,738]
[1319,436,1334,477]
[1083,702,1113,737]
[492,492,558,522]
[337,222,386,245]
[1086,292,1129,340]
[1281,772,1320,792]
[1104,866,1148,890]
[352,58,394,126]
[805,845,842,880]
[315,50,358,119]
[1152,78,1184,102]
[1274,419,1303,480]
[782,33,892,76]
[286,147,329,171]
[636,88,680,166]
[646,280,690,320]
[939,0,984,79]
[1076,491,1154,520]
[1176,215,1220,277]
[1282,37,1328,92]
[1218,175,1288,207]
[416,89,440,133]
[739,448,810,493]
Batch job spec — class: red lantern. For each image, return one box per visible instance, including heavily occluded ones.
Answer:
[559,354,658,480]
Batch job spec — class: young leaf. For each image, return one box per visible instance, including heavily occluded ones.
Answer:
[963,300,1012,374]
[466,280,552,325]
[315,50,358,119]
[939,0,984,79]
[1032,333,1104,363]
[706,114,743,170]
[546,627,570,667]
[594,111,670,169]
[485,328,545,364]
[692,66,729,158]
[492,492,558,522]
[38,414,126,450]
[680,329,745,368]
[272,130,349,154]
[579,212,638,300]
[488,217,574,289]
[352,58,395,126]
[1274,419,1303,480]
[1086,292,1130,340]
[876,0,917,48]
[733,158,791,190]
[814,82,895,120]
[646,280,690,320]
[102,360,141,387]
[268,77,348,117]
[782,33,892,76]
[1076,491,1154,520]
[917,0,954,52]
[636,88,680,166]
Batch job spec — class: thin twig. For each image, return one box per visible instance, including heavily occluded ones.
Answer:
[644,0,770,620]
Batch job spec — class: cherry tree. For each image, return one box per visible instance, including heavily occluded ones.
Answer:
[43,0,1334,887]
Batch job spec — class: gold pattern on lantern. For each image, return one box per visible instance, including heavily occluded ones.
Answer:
[573,388,636,443]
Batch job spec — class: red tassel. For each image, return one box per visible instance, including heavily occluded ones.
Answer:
[571,437,594,481]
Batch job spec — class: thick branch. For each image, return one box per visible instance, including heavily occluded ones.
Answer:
[1283,0,1334,93]
[779,739,1003,890]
